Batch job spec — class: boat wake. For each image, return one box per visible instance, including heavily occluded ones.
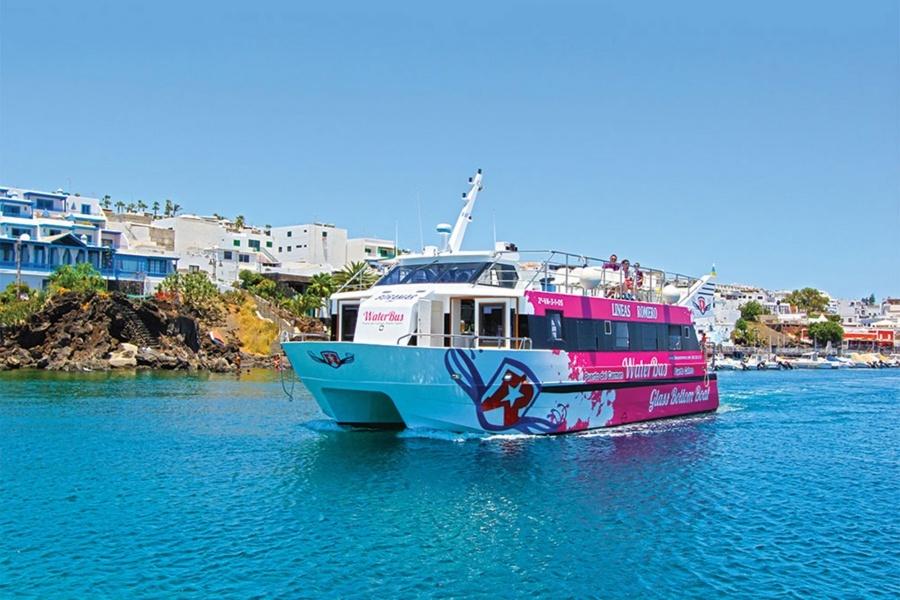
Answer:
[397,428,498,443]
[301,419,353,433]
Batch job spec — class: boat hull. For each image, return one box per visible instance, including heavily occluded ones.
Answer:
[284,342,719,434]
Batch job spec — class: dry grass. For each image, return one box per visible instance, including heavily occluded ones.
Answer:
[235,298,278,355]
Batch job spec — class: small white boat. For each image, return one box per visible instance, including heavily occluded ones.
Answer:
[790,353,836,369]
[715,356,746,371]
[825,356,852,369]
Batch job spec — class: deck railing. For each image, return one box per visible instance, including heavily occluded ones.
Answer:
[396,332,533,350]
[482,249,702,304]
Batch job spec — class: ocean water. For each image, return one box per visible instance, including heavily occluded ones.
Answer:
[1,369,898,599]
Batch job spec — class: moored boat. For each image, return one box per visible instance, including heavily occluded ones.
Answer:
[714,356,746,371]
[283,170,719,434]
[789,353,836,369]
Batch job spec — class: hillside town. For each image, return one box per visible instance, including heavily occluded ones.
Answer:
[2,183,898,355]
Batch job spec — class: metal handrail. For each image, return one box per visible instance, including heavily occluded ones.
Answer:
[396,332,533,350]
[484,249,702,303]
[285,331,329,342]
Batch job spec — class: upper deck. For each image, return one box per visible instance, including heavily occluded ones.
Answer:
[321,170,715,349]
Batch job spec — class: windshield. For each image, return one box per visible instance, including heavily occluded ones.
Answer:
[375,262,489,286]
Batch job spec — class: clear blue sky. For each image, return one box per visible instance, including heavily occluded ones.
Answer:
[1,1,897,298]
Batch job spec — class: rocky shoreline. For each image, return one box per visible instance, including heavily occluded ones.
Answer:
[0,292,254,372]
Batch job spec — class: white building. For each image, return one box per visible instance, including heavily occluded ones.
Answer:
[151,215,280,288]
[0,185,177,292]
[269,223,347,267]
[346,237,397,263]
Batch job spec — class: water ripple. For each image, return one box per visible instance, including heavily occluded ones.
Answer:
[1,369,898,598]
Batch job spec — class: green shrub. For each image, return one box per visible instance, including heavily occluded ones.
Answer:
[160,271,223,320]
[739,300,768,322]
[47,263,106,296]
[0,283,44,327]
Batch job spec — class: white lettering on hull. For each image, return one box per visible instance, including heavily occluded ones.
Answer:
[648,385,711,413]
[622,357,669,379]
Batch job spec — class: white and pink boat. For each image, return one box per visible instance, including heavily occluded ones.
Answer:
[282,170,719,434]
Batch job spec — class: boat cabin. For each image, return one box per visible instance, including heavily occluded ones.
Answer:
[322,169,712,352]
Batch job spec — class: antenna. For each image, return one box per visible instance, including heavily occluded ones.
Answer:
[447,168,483,253]
[492,210,497,247]
[416,192,424,251]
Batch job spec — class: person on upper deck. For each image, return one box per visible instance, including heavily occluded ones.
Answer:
[603,254,619,271]
[621,259,634,299]
[633,262,645,288]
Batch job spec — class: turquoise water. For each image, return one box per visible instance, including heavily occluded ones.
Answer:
[1,369,898,598]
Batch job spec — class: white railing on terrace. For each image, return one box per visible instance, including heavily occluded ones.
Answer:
[484,250,703,304]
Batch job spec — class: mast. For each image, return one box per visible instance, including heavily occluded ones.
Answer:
[447,169,483,253]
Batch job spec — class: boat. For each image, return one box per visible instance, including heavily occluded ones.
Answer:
[282,170,719,434]
[789,353,836,369]
[848,353,877,368]
[746,354,782,370]
[714,356,746,371]
[825,355,853,369]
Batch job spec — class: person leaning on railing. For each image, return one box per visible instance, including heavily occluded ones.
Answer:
[602,253,619,271]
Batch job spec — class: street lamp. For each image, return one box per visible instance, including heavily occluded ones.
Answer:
[14,233,31,293]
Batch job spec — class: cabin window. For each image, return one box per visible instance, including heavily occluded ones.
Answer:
[547,311,564,342]
[613,322,629,351]
[523,315,694,354]
[478,264,519,288]
[639,323,660,351]
[682,326,700,351]
[574,318,599,351]
[668,325,683,350]
[375,262,488,286]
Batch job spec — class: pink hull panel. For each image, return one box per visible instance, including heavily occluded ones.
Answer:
[546,380,720,434]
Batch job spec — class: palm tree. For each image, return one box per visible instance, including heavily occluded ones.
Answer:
[101,195,112,210]
[332,261,378,290]
[234,215,246,230]
[164,199,173,217]
[152,201,160,217]
[307,272,336,299]
[115,201,126,213]
[137,200,148,214]
[283,292,323,317]
[126,203,136,213]
[172,203,182,216]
